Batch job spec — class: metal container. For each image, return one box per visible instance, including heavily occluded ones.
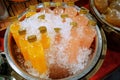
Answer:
[90,0,120,52]
[3,3,107,80]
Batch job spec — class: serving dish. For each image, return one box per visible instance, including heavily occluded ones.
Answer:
[3,2,106,80]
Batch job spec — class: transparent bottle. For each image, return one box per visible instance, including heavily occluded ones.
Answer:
[53,2,64,15]
[54,28,62,44]
[39,26,50,49]
[18,29,29,61]
[64,1,77,17]
[27,35,48,74]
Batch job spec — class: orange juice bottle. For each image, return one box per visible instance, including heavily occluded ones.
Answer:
[54,28,62,44]
[27,35,48,74]
[39,26,50,49]
[65,1,77,18]
[18,29,29,61]
[53,2,64,15]
[10,22,29,61]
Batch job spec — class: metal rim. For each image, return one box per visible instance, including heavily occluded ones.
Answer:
[84,27,107,79]
[4,3,104,80]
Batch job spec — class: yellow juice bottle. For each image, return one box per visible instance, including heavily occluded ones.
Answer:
[10,22,30,61]
[27,35,48,74]
[18,29,29,61]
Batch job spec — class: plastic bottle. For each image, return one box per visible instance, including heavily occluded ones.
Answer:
[39,26,50,49]
[18,29,29,61]
[54,28,62,44]
[27,35,48,74]
[10,22,29,61]
[53,2,64,15]
[64,1,77,17]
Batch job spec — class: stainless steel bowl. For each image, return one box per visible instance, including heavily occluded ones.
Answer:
[4,3,106,80]
[90,0,120,52]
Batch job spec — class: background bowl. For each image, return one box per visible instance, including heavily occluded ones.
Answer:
[90,0,120,52]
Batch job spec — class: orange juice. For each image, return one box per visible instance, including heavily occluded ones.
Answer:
[10,23,29,61]
[18,29,29,61]
[27,35,48,74]
[39,26,50,49]
[41,33,50,49]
